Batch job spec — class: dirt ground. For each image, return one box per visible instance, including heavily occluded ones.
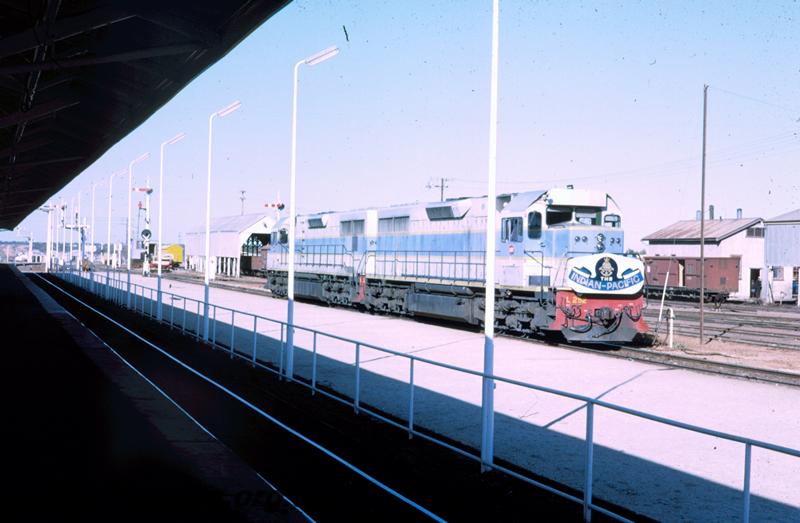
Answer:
[649,332,800,373]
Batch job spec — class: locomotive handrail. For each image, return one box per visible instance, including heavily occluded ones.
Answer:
[371,249,486,283]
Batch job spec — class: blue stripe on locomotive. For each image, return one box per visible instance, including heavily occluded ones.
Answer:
[297,228,625,257]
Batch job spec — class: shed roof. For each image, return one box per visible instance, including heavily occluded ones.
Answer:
[765,208,800,224]
[643,218,762,243]
[186,213,272,234]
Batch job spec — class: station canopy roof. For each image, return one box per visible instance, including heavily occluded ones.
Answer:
[0,0,289,230]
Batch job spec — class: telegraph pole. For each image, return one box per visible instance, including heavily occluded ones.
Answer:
[699,84,708,344]
[240,190,246,215]
[427,178,450,202]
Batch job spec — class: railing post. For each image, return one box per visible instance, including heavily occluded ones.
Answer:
[279,323,285,377]
[252,316,258,363]
[311,331,318,395]
[182,298,187,333]
[583,402,595,522]
[408,358,415,439]
[743,443,752,523]
[212,306,217,345]
[230,310,236,357]
[354,342,361,414]
[195,300,201,339]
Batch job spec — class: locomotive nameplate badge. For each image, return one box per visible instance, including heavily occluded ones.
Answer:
[566,253,645,295]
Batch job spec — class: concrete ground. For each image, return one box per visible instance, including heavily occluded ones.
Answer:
[83,269,800,522]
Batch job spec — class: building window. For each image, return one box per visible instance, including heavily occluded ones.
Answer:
[746,227,764,238]
[501,217,523,242]
[772,267,784,281]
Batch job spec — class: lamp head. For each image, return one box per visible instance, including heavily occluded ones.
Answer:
[216,100,242,118]
[305,46,339,66]
[165,132,186,145]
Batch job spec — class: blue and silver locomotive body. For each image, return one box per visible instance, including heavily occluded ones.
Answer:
[267,187,648,343]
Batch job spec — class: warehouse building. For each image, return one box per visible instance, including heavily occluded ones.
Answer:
[642,211,765,302]
[764,209,800,304]
[184,214,274,279]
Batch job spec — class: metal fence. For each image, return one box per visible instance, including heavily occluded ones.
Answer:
[56,266,800,523]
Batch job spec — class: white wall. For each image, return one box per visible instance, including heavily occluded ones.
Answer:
[645,229,764,301]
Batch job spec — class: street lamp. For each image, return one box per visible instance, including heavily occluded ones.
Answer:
[481,0,500,475]
[127,152,150,308]
[90,181,101,262]
[69,196,74,265]
[203,101,242,341]
[285,45,340,379]
[105,169,125,299]
[157,132,186,321]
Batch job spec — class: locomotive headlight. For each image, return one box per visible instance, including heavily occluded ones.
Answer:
[575,236,580,242]
[596,233,606,252]
[581,236,588,242]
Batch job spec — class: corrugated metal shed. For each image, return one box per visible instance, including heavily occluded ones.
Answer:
[643,218,762,243]
[765,209,800,266]
[766,209,800,224]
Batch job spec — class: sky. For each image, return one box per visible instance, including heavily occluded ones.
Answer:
[3,0,799,250]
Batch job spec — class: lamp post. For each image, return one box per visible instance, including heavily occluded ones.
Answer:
[285,45,340,380]
[41,203,52,272]
[90,181,100,262]
[58,197,64,266]
[126,153,150,308]
[157,132,186,321]
[77,190,82,267]
[481,0,500,474]
[69,196,74,265]
[203,101,242,341]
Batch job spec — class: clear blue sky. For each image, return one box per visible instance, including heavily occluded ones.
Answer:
[4,0,799,249]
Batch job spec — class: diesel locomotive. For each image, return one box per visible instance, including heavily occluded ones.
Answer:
[266,187,648,343]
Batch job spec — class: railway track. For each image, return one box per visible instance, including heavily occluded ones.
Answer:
[642,306,800,351]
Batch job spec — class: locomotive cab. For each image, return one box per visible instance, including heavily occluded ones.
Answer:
[497,187,648,343]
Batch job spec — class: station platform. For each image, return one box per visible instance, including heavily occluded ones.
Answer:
[118,270,800,522]
[0,265,306,522]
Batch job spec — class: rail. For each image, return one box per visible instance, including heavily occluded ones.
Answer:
[55,265,800,523]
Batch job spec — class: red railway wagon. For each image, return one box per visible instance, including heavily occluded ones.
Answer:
[644,256,740,302]
[241,245,269,276]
